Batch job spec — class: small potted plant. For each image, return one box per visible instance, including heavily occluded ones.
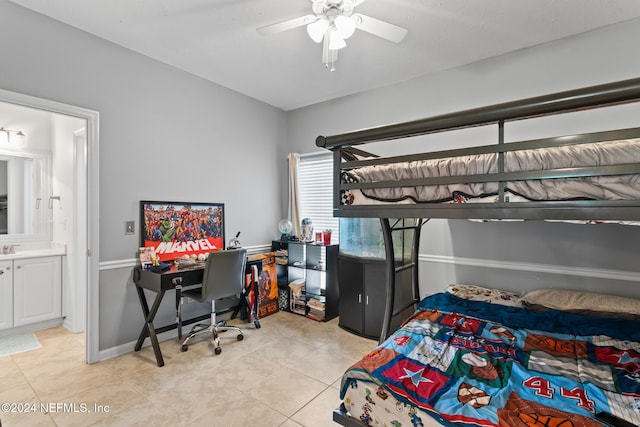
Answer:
[323,229,332,245]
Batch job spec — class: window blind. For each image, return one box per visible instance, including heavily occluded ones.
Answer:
[297,152,339,244]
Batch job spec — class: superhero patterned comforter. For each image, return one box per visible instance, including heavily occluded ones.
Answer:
[339,292,640,426]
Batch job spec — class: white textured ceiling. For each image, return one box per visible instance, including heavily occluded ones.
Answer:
[8,0,640,111]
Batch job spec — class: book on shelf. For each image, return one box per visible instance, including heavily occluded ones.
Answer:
[306,298,325,321]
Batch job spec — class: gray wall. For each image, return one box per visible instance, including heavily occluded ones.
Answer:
[286,18,640,299]
[3,0,640,356]
[0,1,287,352]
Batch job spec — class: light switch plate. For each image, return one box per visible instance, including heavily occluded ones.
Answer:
[125,221,135,235]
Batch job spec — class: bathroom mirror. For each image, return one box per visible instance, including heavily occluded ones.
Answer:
[0,153,47,236]
[0,98,55,243]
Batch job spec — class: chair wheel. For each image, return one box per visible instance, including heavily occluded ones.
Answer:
[181,344,188,352]
[237,334,244,341]
[214,346,222,355]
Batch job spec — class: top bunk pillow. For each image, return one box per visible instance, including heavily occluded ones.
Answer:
[446,284,523,307]
[522,289,640,318]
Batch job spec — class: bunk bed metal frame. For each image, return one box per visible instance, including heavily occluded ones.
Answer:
[317,77,640,426]
[317,77,640,222]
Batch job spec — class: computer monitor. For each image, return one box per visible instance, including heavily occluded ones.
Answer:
[140,200,225,262]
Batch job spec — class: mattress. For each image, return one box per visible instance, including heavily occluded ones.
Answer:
[341,138,640,206]
[338,292,640,427]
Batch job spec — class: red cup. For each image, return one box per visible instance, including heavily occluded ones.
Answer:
[323,231,331,245]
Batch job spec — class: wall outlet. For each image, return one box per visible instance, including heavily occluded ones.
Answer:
[125,221,135,235]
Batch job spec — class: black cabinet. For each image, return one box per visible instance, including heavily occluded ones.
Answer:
[271,240,339,321]
[338,256,386,339]
[338,218,417,340]
[339,255,412,340]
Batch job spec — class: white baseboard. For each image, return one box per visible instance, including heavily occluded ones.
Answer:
[98,327,181,362]
[0,318,64,339]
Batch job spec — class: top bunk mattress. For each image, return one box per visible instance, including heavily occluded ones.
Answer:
[341,138,640,206]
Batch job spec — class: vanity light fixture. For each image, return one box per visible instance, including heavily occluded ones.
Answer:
[0,127,25,144]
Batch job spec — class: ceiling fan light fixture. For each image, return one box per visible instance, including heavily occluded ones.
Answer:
[334,15,356,39]
[328,30,346,50]
[307,18,330,43]
[257,0,408,71]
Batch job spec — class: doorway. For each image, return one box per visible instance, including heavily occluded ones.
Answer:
[0,88,99,364]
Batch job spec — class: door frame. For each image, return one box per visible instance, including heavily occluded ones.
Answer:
[70,128,87,334]
[0,88,99,364]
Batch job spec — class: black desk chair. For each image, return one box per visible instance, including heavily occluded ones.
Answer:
[180,248,247,354]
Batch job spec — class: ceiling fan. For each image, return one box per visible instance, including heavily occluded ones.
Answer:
[257,0,408,71]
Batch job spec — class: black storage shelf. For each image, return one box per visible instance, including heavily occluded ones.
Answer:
[271,240,339,322]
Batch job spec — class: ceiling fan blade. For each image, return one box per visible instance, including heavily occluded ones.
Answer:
[352,13,408,43]
[256,14,318,36]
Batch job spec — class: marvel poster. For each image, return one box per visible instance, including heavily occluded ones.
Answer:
[140,201,225,262]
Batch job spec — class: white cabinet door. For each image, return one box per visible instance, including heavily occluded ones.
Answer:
[14,256,62,327]
[0,260,12,330]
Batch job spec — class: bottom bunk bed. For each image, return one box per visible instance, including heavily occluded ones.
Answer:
[334,285,640,427]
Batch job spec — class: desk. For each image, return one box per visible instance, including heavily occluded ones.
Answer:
[133,258,261,367]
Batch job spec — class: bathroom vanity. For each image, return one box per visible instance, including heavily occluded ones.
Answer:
[0,246,65,332]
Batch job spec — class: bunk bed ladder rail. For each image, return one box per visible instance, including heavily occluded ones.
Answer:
[379,217,427,343]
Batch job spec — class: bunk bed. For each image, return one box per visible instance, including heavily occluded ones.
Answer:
[317,77,640,427]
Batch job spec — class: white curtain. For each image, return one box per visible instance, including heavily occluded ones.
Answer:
[287,153,301,238]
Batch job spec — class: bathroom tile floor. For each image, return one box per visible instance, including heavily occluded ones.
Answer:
[0,311,377,427]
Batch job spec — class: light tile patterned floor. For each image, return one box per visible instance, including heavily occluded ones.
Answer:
[0,311,377,427]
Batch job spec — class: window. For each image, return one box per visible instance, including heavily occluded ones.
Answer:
[297,152,339,243]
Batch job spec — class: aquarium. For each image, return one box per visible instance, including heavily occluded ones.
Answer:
[339,218,414,263]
